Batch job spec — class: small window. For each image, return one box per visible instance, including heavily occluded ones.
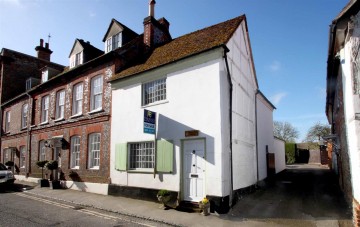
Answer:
[39,140,46,161]
[42,70,48,83]
[88,133,100,169]
[129,141,154,170]
[72,83,83,116]
[70,136,81,169]
[41,95,49,123]
[105,33,121,53]
[5,111,10,133]
[70,52,83,68]
[142,78,167,105]
[21,104,28,129]
[56,90,65,119]
[20,146,26,168]
[90,75,103,111]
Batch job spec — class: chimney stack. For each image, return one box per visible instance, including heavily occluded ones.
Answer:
[35,38,53,61]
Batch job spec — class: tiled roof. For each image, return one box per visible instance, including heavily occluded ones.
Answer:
[77,39,104,60]
[111,15,245,81]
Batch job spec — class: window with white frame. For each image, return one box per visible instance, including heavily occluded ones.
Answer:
[129,141,154,170]
[142,78,166,105]
[88,133,100,169]
[41,95,49,123]
[39,140,46,161]
[5,111,10,133]
[105,33,121,53]
[42,70,48,83]
[72,83,83,116]
[21,104,28,129]
[70,52,83,68]
[56,90,65,119]
[90,75,103,111]
[70,136,80,169]
[20,146,26,168]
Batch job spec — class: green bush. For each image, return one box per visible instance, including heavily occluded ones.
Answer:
[285,143,296,164]
[157,189,170,197]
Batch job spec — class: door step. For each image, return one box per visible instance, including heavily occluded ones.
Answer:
[177,201,202,213]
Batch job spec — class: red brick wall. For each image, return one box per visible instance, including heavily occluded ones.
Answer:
[1,63,114,184]
[354,199,360,227]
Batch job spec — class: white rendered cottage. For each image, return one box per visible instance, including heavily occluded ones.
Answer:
[109,13,272,212]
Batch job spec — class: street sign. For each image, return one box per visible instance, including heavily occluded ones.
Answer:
[144,109,156,134]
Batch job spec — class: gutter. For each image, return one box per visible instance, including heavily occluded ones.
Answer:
[223,46,234,207]
[255,90,259,183]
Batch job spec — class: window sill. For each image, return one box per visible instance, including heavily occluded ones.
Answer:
[70,113,83,119]
[89,167,99,170]
[142,100,169,108]
[71,167,79,170]
[54,118,65,122]
[88,108,103,115]
[39,121,49,126]
[127,169,154,174]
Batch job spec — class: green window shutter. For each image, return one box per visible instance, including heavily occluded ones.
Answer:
[115,143,127,171]
[156,140,173,173]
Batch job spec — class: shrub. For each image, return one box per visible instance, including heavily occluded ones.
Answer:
[157,189,170,197]
[46,160,58,170]
[285,143,296,164]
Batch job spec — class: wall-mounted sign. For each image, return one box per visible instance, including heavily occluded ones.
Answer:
[185,130,199,137]
[144,109,156,135]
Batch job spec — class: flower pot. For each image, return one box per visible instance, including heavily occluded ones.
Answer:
[39,179,49,187]
[49,180,61,189]
[199,202,210,216]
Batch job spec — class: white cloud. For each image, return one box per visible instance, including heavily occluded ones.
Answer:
[269,92,287,105]
[89,11,96,18]
[269,60,281,72]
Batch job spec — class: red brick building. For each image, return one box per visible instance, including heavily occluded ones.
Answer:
[0,0,172,194]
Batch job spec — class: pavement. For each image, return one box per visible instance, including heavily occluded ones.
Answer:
[11,164,354,227]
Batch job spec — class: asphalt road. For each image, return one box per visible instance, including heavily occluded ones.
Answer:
[227,164,353,226]
[0,184,173,227]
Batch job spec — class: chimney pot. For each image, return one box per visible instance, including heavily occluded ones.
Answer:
[149,0,156,17]
[40,39,44,47]
[45,43,49,49]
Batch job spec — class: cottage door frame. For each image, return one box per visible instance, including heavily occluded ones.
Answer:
[181,138,206,202]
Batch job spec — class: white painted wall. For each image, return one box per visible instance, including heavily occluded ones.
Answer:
[225,21,258,190]
[111,50,229,197]
[340,13,360,204]
[256,94,275,181]
[273,137,286,173]
[110,20,260,198]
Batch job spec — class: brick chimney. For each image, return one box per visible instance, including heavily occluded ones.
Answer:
[35,39,53,61]
[143,0,171,48]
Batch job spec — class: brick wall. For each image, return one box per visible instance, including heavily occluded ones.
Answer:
[1,62,114,184]
[354,199,360,227]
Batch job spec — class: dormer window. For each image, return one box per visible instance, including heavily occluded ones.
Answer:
[106,33,121,53]
[42,69,48,82]
[70,51,83,68]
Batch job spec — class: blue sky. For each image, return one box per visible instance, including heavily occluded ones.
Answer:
[0,0,349,141]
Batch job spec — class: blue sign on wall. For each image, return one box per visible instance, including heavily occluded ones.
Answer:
[144,109,156,134]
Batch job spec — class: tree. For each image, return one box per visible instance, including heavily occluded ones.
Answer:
[273,121,299,142]
[303,122,331,143]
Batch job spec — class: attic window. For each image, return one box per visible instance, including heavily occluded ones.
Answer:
[70,51,83,68]
[105,33,122,53]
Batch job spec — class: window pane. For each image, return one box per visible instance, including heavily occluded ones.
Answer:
[129,141,154,169]
[143,78,166,105]
[88,134,100,168]
[73,83,83,115]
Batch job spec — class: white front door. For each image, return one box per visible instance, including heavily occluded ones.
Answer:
[183,139,205,202]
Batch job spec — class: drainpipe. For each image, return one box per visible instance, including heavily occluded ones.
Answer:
[223,46,234,207]
[255,90,259,184]
[25,93,32,177]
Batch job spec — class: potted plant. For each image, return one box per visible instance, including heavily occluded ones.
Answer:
[157,189,172,209]
[36,160,49,187]
[199,197,210,216]
[46,160,61,189]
